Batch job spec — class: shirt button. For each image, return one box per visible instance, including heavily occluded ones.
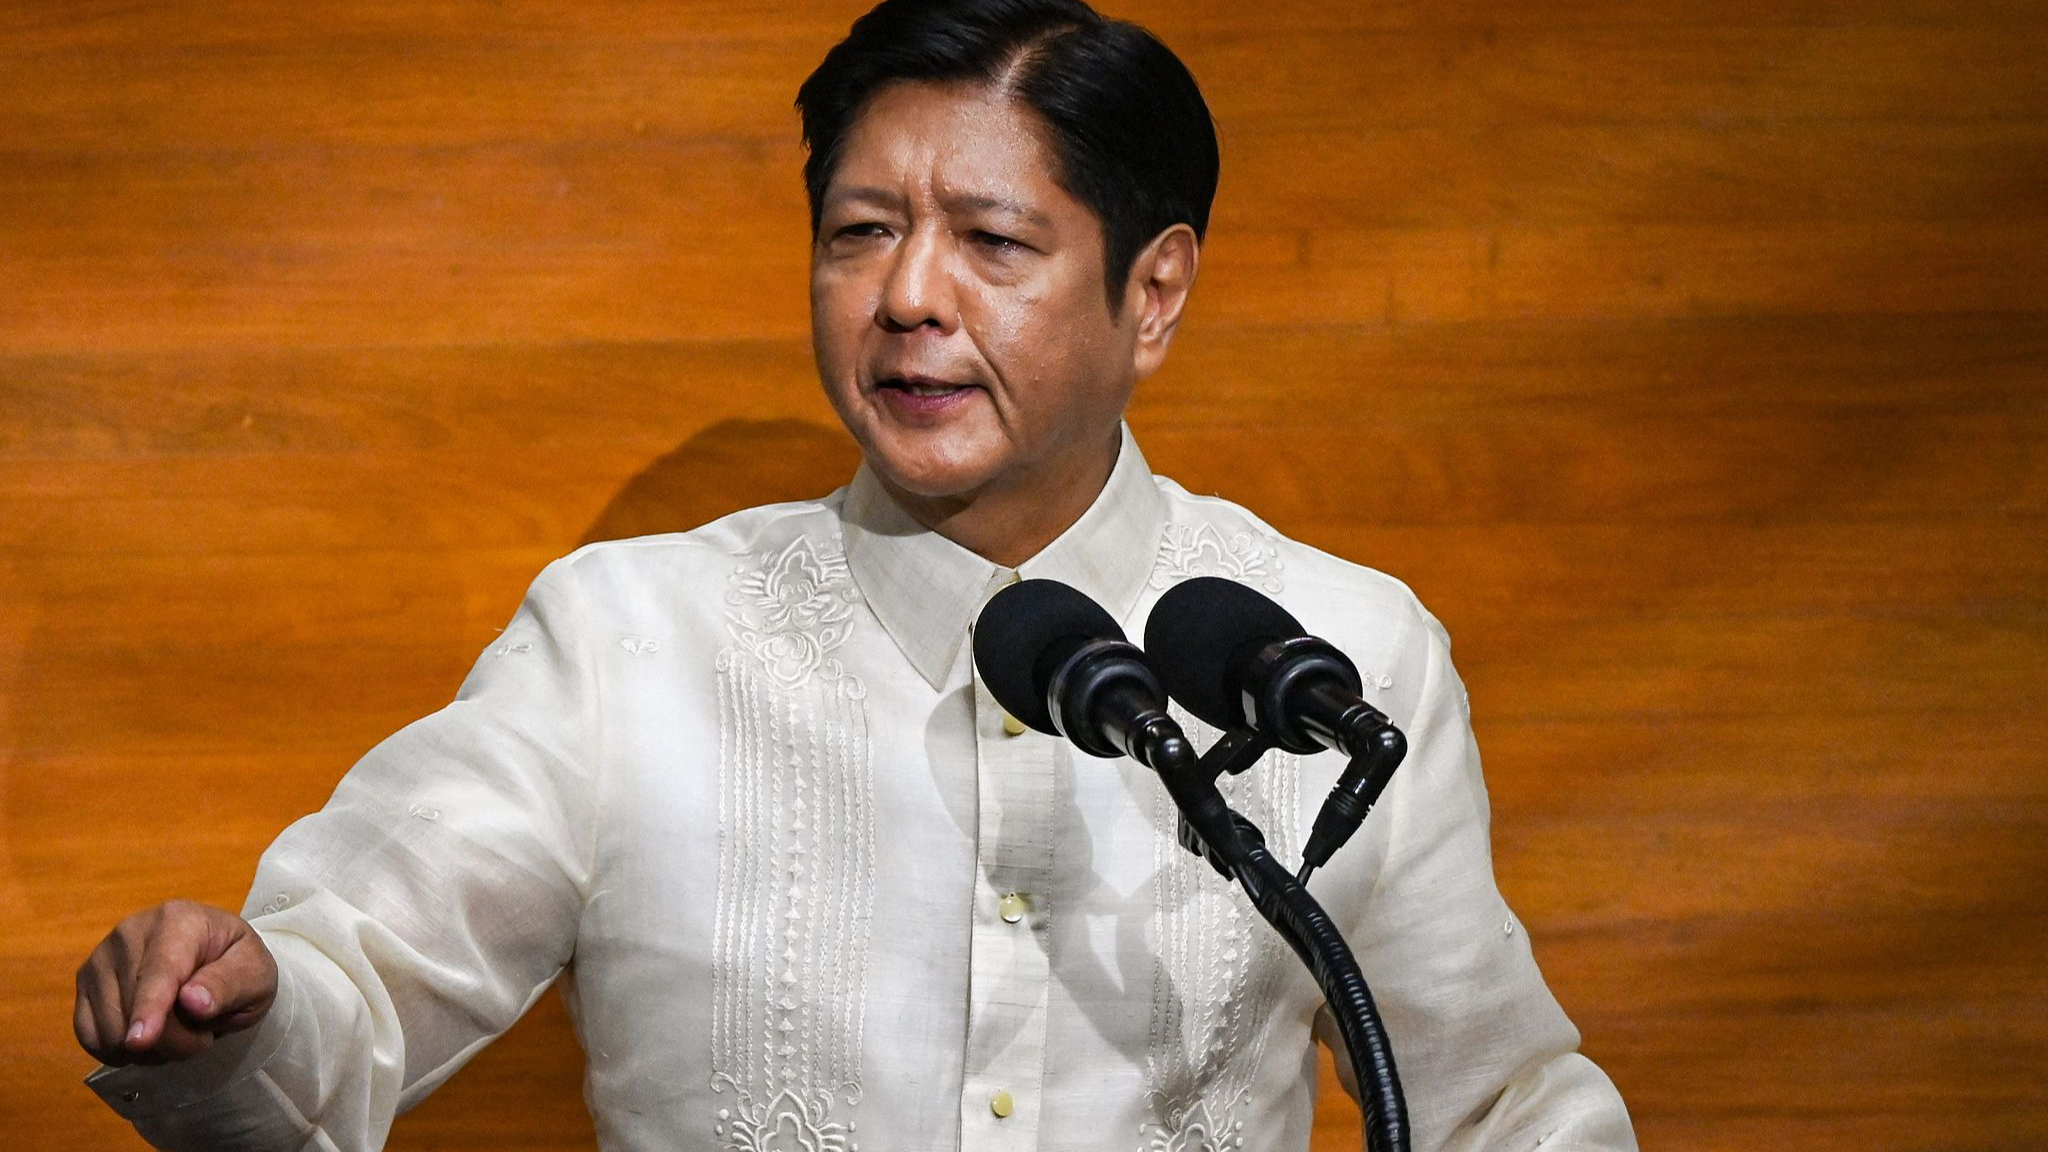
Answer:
[990,1089,1015,1118]
[1001,712,1027,737]
[999,893,1029,923]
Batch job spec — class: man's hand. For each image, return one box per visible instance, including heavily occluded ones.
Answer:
[74,900,278,1067]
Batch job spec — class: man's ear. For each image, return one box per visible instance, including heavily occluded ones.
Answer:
[1124,223,1201,380]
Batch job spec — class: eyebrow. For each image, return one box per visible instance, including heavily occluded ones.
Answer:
[827,185,905,211]
[942,193,1053,229]
[826,185,1052,229]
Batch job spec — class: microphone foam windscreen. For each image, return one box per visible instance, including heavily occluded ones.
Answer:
[973,578,1126,734]
[1144,576,1307,730]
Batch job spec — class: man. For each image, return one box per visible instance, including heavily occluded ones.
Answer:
[74,1,1636,1149]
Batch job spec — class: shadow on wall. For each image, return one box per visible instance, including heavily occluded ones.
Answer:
[579,418,864,546]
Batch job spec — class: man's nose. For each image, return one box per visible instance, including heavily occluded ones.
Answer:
[877,228,957,334]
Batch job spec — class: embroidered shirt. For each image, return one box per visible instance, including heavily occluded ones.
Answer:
[89,429,1636,1152]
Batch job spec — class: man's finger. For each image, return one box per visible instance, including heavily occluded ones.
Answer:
[85,965,132,1064]
[124,960,197,1051]
[74,983,102,1056]
[122,910,212,1052]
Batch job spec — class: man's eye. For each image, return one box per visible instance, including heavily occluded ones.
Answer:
[832,222,887,241]
[970,230,1025,252]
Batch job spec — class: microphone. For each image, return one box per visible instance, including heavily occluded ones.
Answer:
[1144,576,1407,873]
[971,578,1190,772]
[973,579,1247,868]
[981,580,1412,1146]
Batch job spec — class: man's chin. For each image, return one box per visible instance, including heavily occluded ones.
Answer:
[867,459,994,503]
[858,443,1008,507]
[850,424,1000,492]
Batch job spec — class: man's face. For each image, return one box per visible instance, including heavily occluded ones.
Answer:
[810,81,1141,509]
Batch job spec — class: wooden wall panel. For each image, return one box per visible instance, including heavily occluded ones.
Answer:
[2,2,2042,1150]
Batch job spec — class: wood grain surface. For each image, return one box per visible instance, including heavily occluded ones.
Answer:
[2,2,2043,1149]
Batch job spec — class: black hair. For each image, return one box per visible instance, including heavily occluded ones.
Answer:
[795,0,1219,304]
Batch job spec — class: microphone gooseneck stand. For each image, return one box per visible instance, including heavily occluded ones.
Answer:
[1232,830,1406,1152]
[1121,720,1411,1152]
[969,577,1410,1152]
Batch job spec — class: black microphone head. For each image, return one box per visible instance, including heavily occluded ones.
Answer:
[973,578,1128,735]
[1144,576,1307,730]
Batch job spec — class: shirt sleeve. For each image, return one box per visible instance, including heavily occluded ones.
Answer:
[1315,615,1636,1152]
[88,557,602,1152]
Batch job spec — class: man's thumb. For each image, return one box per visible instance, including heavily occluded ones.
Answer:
[177,932,276,1033]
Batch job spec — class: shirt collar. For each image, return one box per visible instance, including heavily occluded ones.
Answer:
[840,424,1168,690]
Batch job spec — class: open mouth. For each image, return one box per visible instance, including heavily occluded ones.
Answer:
[878,375,973,397]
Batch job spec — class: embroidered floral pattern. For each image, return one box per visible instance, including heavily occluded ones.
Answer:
[1149,523,1284,594]
[713,1085,860,1152]
[1142,1098,1244,1152]
[713,532,875,1151]
[1143,520,1296,1152]
[722,535,862,693]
